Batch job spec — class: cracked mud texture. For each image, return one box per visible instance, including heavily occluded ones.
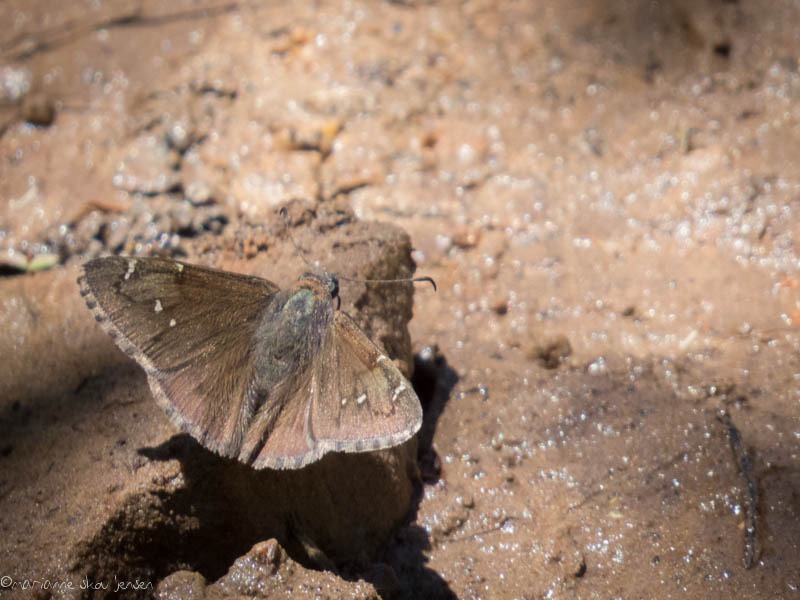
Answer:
[2,0,800,599]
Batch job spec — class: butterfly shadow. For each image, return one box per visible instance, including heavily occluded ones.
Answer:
[411,344,460,482]
[367,344,460,598]
[137,435,408,562]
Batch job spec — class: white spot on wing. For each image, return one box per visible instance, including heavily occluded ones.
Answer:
[392,384,407,402]
[169,318,176,327]
[176,263,184,273]
[341,398,347,406]
[356,393,366,405]
[124,259,137,280]
[154,299,163,313]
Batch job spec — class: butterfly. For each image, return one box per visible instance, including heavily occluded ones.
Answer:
[78,256,423,469]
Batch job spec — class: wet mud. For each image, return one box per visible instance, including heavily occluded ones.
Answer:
[1,1,799,598]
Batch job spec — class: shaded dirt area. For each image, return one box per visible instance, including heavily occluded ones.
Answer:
[1,0,800,598]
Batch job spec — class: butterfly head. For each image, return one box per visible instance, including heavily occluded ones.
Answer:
[297,271,339,301]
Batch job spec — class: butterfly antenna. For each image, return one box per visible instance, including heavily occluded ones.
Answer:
[279,206,316,271]
[337,274,437,291]
[278,207,436,292]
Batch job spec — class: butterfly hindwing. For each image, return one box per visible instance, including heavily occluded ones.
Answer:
[309,312,422,453]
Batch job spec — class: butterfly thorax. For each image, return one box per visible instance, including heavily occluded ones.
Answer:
[251,275,336,389]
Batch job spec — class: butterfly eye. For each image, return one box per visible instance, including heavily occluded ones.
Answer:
[327,276,339,299]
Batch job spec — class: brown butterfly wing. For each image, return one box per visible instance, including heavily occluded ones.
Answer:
[79,256,279,458]
[237,369,316,468]
[312,312,422,452]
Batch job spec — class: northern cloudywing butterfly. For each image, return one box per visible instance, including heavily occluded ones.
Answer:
[78,256,423,469]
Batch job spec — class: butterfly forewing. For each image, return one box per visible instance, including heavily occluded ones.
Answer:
[79,256,279,457]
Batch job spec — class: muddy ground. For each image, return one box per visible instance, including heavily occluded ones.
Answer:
[1,0,799,598]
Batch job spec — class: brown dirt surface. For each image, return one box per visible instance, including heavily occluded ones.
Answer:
[2,1,800,599]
